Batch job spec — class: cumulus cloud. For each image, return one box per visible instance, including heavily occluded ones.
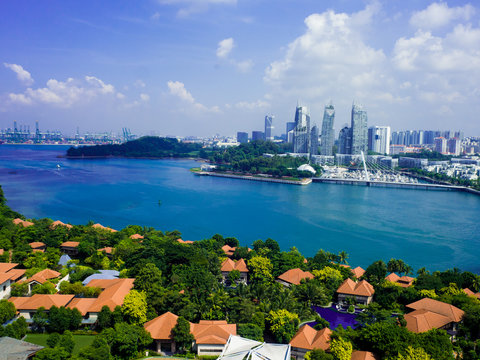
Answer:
[216,38,234,58]
[4,63,34,86]
[140,93,150,102]
[235,99,270,110]
[167,81,220,112]
[8,75,118,107]
[410,2,475,30]
[158,0,236,17]
[234,60,254,73]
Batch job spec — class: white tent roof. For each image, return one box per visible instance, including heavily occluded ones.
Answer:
[217,335,291,360]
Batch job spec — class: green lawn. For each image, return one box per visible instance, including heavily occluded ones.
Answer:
[25,333,96,355]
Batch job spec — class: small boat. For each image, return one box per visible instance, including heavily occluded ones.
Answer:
[56,164,61,169]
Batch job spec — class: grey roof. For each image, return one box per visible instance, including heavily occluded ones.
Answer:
[0,337,44,360]
[82,270,120,285]
[58,254,72,266]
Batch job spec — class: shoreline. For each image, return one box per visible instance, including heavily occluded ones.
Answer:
[194,171,312,185]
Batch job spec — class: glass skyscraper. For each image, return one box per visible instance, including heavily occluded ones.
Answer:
[293,105,310,153]
[350,103,368,155]
[368,126,391,154]
[264,115,274,141]
[320,103,335,156]
[310,125,319,156]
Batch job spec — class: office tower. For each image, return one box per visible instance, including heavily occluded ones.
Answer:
[252,131,264,142]
[286,122,296,144]
[338,126,351,154]
[368,126,391,154]
[424,131,435,145]
[418,130,425,145]
[293,105,310,153]
[320,103,335,156]
[447,138,460,155]
[264,115,274,141]
[454,131,464,140]
[350,103,368,154]
[237,132,248,144]
[442,130,451,139]
[435,137,447,154]
[310,125,319,156]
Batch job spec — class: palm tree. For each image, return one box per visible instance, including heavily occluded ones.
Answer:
[338,251,349,265]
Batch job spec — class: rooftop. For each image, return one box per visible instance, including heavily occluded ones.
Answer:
[352,266,365,279]
[192,320,237,345]
[277,268,314,286]
[144,311,180,340]
[50,220,73,229]
[0,336,44,360]
[10,294,75,310]
[12,218,34,227]
[406,298,464,323]
[221,258,249,273]
[337,279,375,297]
[289,324,331,351]
[61,241,80,248]
[92,223,117,232]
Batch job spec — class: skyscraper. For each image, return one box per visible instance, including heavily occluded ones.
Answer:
[310,125,319,156]
[252,131,264,142]
[368,126,391,154]
[350,103,368,155]
[320,103,335,156]
[435,137,447,154]
[293,105,310,153]
[237,132,248,144]
[338,126,351,154]
[286,122,296,144]
[264,115,274,141]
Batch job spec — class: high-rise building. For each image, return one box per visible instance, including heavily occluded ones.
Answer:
[447,138,460,155]
[252,131,264,142]
[264,116,274,141]
[368,126,391,154]
[320,103,335,156]
[338,126,351,154]
[454,131,464,140]
[286,122,296,144]
[350,103,368,154]
[237,132,248,144]
[293,105,310,153]
[310,125,319,156]
[434,137,447,154]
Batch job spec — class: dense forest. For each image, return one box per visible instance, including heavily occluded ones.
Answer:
[66,137,203,158]
[0,185,480,359]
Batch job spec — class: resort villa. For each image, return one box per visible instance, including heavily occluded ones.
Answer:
[220,258,249,285]
[0,263,26,299]
[289,324,331,359]
[28,242,46,253]
[276,268,314,287]
[60,241,80,256]
[385,273,415,287]
[336,278,375,305]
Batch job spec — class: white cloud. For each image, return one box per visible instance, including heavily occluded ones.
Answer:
[234,59,253,73]
[8,75,118,107]
[134,80,146,88]
[235,100,270,110]
[116,92,126,99]
[140,93,150,102]
[410,2,475,30]
[216,38,234,58]
[151,12,161,20]
[167,81,220,112]
[158,0,236,17]
[4,63,34,86]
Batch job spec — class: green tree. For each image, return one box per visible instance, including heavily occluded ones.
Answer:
[0,299,16,324]
[395,346,432,360]
[97,305,113,330]
[121,290,148,325]
[32,307,49,333]
[133,263,162,292]
[267,309,299,343]
[238,323,263,341]
[248,256,273,283]
[363,260,388,285]
[46,332,61,348]
[305,349,334,360]
[33,347,70,360]
[78,337,112,360]
[101,322,152,359]
[58,330,75,354]
[172,316,195,353]
[330,337,353,360]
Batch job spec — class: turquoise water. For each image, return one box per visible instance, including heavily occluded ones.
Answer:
[1,145,479,273]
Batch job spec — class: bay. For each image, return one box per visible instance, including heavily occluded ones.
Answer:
[1,145,479,273]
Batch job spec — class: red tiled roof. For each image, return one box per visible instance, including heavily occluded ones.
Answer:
[289,325,331,351]
[463,288,480,299]
[67,298,97,316]
[6,269,26,282]
[85,278,135,312]
[144,312,182,340]
[222,245,236,256]
[51,220,73,229]
[191,320,236,345]
[92,223,117,232]
[61,241,80,248]
[405,308,452,333]
[13,218,34,227]
[385,273,400,282]
[0,263,18,273]
[25,269,61,285]
[277,268,314,285]
[385,273,415,287]
[352,266,365,278]
[406,298,464,323]
[9,294,75,310]
[337,279,375,297]
[98,247,114,255]
[177,239,194,244]
[130,234,144,240]
[0,249,3,256]
[29,242,45,249]
[220,258,249,273]
[351,351,377,360]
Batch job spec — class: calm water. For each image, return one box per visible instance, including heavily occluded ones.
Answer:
[1,145,479,273]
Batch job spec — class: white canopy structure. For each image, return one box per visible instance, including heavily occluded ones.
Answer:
[297,164,316,174]
[217,335,291,360]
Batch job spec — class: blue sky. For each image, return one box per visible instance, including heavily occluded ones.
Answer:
[1,0,479,137]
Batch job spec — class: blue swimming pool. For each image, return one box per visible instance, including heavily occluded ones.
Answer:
[310,305,358,329]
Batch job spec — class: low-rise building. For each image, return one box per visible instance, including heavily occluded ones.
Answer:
[191,320,237,356]
[277,268,314,287]
[385,273,415,287]
[351,350,377,360]
[0,263,26,299]
[336,278,375,305]
[60,241,80,256]
[22,268,65,294]
[0,336,44,359]
[10,294,75,320]
[13,218,34,227]
[289,324,331,359]
[50,220,73,229]
[29,242,46,252]
[463,288,480,300]
[220,258,248,285]
[351,266,365,279]
[144,311,179,353]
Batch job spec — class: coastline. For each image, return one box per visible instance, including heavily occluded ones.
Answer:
[194,170,312,185]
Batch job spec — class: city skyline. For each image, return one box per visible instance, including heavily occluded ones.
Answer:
[1,1,480,137]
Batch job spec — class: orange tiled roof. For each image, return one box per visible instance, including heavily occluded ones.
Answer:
[177,239,194,244]
[289,324,331,351]
[0,273,13,284]
[9,294,75,310]
[337,279,375,297]
[85,278,135,312]
[351,351,377,360]
[220,258,249,273]
[385,273,400,282]
[29,242,45,249]
[386,273,415,287]
[222,245,236,256]
[278,268,314,286]
[0,263,18,273]
[13,218,34,227]
[25,269,61,285]
[92,223,117,232]
[61,241,80,248]
[144,312,182,340]
[352,266,365,278]
[130,234,144,240]
[191,320,236,345]
[0,249,3,256]
[405,309,453,333]
[5,268,26,282]
[67,298,97,316]
[98,247,114,255]
[51,220,73,229]
[463,288,480,299]
[407,298,464,323]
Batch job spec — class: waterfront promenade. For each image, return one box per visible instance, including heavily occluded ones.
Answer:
[194,171,312,185]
